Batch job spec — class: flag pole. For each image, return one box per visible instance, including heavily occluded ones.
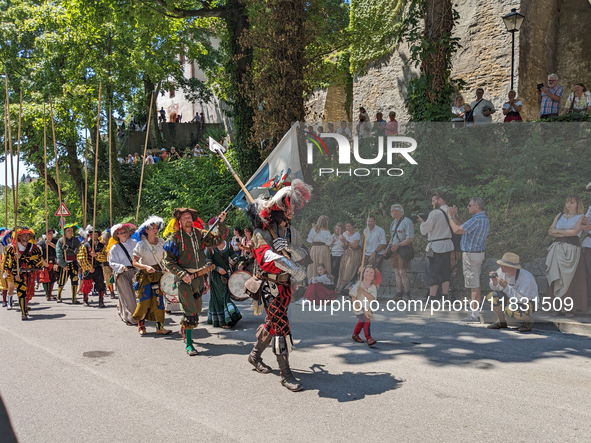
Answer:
[207,138,289,258]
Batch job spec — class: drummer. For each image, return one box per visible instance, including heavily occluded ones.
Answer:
[131,216,171,336]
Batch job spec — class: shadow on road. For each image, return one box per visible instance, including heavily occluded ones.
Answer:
[297,364,403,402]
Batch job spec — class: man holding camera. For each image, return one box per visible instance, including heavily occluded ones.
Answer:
[487,253,538,333]
[448,197,490,322]
[469,88,496,125]
[418,192,454,303]
[537,74,563,119]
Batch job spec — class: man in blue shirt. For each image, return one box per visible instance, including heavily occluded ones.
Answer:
[448,197,490,322]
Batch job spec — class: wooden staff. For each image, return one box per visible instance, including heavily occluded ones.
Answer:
[49,96,63,214]
[91,82,102,264]
[5,72,19,276]
[15,91,21,210]
[108,105,112,227]
[358,209,371,274]
[83,127,88,228]
[135,91,154,223]
[43,104,49,262]
[4,94,8,227]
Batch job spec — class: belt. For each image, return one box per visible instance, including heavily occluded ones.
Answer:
[257,272,290,285]
[312,242,327,246]
[464,250,485,253]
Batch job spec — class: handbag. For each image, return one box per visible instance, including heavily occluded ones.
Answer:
[385,218,415,262]
[383,217,404,260]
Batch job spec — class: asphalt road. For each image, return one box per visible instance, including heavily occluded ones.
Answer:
[1,286,591,442]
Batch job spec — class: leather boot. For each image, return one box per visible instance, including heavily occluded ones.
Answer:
[98,292,105,308]
[248,325,273,374]
[275,354,303,392]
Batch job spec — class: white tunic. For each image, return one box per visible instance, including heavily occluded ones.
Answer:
[133,238,166,267]
[109,239,138,275]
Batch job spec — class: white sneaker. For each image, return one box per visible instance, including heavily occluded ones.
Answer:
[460,314,480,323]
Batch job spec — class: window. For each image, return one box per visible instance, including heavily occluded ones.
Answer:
[169,89,175,98]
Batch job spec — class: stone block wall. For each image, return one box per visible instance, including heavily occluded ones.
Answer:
[376,255,549,300]
[306,0,591,124]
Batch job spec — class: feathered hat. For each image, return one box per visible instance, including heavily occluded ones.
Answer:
[13,226,36,245]
[132,216,165,242]
[0,229,12,246]
[61,223,80,235]
[246,179,312,228]
[163,208,205,238]
[106,223,136,252]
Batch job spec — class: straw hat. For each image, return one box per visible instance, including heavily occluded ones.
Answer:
[496,252,521,269]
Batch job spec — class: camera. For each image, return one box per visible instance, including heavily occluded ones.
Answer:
[410,212,430,222]
[490,272,498,279]
[537,83,544,91]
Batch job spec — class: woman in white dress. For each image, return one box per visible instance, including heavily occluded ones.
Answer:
[306,215,333,280]
[108,223,138,325]
[335,221,363,294]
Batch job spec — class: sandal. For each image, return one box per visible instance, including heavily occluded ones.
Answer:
[487,321,508,329]
[352,334,364,343]
[367,337,377,346]
[517,321,534,333]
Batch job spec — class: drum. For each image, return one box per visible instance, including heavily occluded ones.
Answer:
[160,272,180,304]
[228,271,252,301]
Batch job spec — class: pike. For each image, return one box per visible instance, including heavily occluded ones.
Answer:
[208,137,289,258]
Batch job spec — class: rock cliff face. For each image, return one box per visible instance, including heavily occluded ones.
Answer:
[306,0,591,123]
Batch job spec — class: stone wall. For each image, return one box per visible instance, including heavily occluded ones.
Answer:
[306,0,591,123]
[120,122,224,156]
[376,256,548,300]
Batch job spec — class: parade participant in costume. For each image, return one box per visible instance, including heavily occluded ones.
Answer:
[107,223,138,325]
[1,227,46,320]
[0,228,10,308]
[245,179,312,392]
[56,223,81,303]
[131,216,171,336]
[205,218,242,328]
[37,229,58,301]
[100,230,116,299]
[163,208,227,356]
[77,227,108,307]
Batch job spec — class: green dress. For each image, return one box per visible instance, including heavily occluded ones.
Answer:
[206,242,242,328]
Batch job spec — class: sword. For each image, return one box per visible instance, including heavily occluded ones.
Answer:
[203,202,233,241]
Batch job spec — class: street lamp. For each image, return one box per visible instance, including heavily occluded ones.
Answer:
[502,8,525,91]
